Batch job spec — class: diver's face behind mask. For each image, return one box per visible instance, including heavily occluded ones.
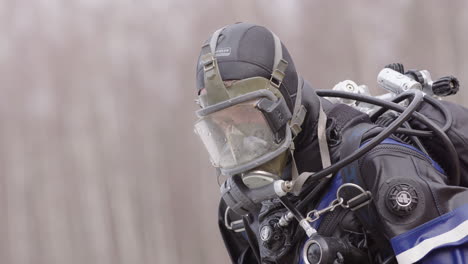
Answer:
[194,87,292,180]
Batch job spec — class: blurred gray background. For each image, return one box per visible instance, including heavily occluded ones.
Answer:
[0,0,467,263]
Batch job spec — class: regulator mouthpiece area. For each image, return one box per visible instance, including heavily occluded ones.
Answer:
[242,170,279,189]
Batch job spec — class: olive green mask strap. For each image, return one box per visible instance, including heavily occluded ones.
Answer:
[267,31,288,98]
[271,32,283,72]
[268,30,307,184]
[290,100,331,195]
[209,27,224,54]
[268,31,306,135]
[199,27,230,107]
[290,76,307,137]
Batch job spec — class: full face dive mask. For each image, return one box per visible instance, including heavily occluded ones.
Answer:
[195,26,306,214]
[194,86,292,178]
[194,26,307,214]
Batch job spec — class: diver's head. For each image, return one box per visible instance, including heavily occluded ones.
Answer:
[195,23,299,111]
[194,23,305,189]
[192,23,336,216]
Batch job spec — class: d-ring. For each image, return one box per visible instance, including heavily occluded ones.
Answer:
[336,183,372,209]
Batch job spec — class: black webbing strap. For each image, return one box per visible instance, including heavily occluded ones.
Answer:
[339,123,398,259]
[339,123,379,233]
[242,215,261,263]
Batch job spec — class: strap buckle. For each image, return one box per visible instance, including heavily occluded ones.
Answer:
[290,105,307,137]
[269,69,285,88]
[269,59,288,89]
[201,54,216,72]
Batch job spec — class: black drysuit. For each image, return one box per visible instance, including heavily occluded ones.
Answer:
[218,79,468,264]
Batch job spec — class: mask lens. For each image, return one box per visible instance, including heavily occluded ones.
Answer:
[194,100,281,170]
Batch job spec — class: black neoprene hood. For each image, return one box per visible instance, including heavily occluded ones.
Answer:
[196,23,299,111]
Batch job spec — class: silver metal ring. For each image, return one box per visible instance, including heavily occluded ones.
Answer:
[302,238,322,264]
[336,183,368,208]
[224,207,245,233]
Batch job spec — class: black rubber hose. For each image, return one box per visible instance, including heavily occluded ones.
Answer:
[366,121,429,155]
[403,108,460,185]
[279,196,307,223]
[297,178,331,211]
[317,90,460,186]
[402,122,429,156]
[362,127,432,140]
[423,95,453,132]
[370,92,414,121]
[301,90,423,186]
[321,90,439,134]
[370,92,452,132]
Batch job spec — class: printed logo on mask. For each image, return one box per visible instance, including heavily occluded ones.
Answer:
[215,47,231,57]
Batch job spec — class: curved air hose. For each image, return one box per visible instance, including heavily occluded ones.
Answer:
[297,89,424,199]
[314,90,460,186]
[297,90,426,209]
[370,92,453,132]
[242,90,459,213]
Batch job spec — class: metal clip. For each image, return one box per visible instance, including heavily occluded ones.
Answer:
[304,183,373,223]
[306,197,344,223]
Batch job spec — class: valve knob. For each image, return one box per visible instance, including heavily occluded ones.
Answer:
[384,63,405,74]
[432,76,460,96]
[405,69,425,84]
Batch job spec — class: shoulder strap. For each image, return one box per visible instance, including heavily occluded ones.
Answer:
[340,123,374,186]
[339,123,390,249]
